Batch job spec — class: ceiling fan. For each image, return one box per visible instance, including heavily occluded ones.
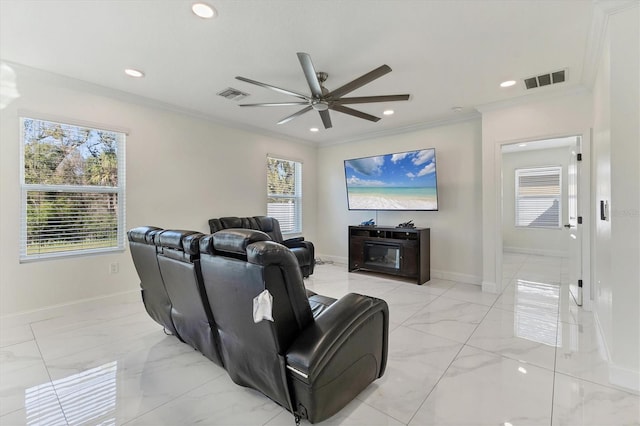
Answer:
[235,52,410,129]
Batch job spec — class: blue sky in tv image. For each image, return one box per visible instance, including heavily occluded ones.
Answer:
[343,149,438,211]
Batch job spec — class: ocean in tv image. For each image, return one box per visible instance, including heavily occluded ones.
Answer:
[344,148,438,211]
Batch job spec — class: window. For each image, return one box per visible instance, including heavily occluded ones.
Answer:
[515,166,561,229]
[20,117,125,261]
[267,156,302,234]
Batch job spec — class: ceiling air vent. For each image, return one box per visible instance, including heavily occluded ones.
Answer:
[523,69,567,90]
[217,87,249,101]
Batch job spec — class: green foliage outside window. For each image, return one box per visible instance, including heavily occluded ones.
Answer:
[267,157,296,196]
[267,156,302,234]
[21,118,124,259]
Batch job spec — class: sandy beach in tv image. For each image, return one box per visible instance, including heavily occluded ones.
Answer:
[344,149,438,211]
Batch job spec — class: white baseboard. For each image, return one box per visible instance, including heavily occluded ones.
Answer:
[593,310,613,362]
[315,255,483,287]
[593,311,640,393]
[315,254,348,265]
[481,280,499,294]
[609,363,640,393]
[504,246,568,258]
[431,269,482,286]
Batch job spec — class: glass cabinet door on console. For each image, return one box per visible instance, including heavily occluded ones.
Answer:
[364,242,401,270]
[348,226,430,285]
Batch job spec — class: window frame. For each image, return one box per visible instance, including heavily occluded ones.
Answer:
[267,155,302,235]
[19,116,126,262]
[514,165,562,229]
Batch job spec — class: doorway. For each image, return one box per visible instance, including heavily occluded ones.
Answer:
[500,135,587,307]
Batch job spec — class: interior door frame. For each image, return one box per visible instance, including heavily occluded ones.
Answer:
[567,141,583,306]
[494,130,592,310]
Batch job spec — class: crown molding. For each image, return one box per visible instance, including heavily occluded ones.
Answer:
[474,85,591,114]
[319,111,481,147]
[581,0,639,88]
[5,60,483,149]
[2,60,315,147]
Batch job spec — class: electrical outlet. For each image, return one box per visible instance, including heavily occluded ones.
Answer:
[109,262,119,274]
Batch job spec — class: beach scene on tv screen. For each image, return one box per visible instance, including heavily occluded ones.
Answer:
[344,149,438,210]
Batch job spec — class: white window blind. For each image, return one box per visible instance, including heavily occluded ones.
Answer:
[515,166,562,229]
[20,117,126,261]
[267,156,302,234]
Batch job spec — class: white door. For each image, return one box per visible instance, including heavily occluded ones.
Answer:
[567,138,583,306]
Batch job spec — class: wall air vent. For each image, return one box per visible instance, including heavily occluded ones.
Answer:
[523,69,567,90]
[217,87,250,101]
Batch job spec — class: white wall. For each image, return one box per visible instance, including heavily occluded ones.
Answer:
[592,6,613,381]
[480,91,592,292]
[591,4,639,391]
[316,119,483,284]
[502,147,569,257]
[0,65,317,316]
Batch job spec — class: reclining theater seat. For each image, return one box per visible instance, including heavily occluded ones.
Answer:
[128,225,329,355]
[208,216,315,277]
[155,230,223,367]
[199,229,389,423]
[127,226,178,336]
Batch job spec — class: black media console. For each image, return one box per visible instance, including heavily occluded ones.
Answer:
[348,225,430,285]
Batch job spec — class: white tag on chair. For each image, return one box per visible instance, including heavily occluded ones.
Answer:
[253,289,274,323]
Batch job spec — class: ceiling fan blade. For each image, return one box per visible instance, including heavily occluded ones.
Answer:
[330,104,381,122]
[334,94,410,104]
[327,65,392,99]
[319,110,332,129]
[235,76,310,101]
[239,102,309,107]
[297,52,323,98]
[277,106,313,125]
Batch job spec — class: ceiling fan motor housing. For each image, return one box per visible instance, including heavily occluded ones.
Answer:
[236,52,410,129]
[311,100,329,111]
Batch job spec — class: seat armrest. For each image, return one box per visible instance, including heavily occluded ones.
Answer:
[284,236,305,243]
[286,293,388,383]
[283,238,313,254]
[282,237,306,248]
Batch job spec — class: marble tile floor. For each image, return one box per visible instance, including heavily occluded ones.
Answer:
[1,254,638,425]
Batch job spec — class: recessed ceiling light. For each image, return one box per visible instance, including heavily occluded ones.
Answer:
[310,127,319,132]
[383,110,394,116]
[192,3,216,18]
[124,68,144,78]
[500,80,517,88]
[452,106,463,113]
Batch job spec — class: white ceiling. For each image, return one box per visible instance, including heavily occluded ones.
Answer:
[0,0,596,145]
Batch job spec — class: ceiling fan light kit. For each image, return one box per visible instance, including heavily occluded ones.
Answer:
[235,52,410,130]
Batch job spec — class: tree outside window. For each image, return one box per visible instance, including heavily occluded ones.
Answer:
[267,156,302,234]
[20,117,125,261]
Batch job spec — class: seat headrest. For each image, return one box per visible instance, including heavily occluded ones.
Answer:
[253,216,275,232]
[209,218,224,233]
[128,226,163,244]
[220,217,244,229]
[200,229,270,256]
[157,230,203,255]
[209,216,262,233]
[246,240,299,269]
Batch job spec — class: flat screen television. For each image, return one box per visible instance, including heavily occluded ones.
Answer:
[344,148,439,211]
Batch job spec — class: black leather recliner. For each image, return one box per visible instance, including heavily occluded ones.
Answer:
[198,229,388,423]
[127,226,178,336]
[127,226,388,424]
[154,229,223,367]
[208,216,315,277]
